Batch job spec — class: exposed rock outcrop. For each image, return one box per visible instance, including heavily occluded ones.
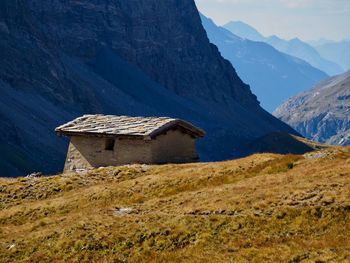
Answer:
[274,71,350,145]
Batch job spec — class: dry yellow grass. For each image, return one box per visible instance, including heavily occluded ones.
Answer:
[0,147,349,262]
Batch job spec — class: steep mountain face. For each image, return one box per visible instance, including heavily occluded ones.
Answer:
[0,0,296,177]
[313,41,350,72]
[223,21,343,76]
[201,15,328,112]
[274,71,350,146]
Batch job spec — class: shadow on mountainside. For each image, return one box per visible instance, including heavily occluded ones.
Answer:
[240,132,329,156]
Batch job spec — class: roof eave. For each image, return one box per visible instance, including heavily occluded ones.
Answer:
[148,120,206,139]
[55,130,146,140]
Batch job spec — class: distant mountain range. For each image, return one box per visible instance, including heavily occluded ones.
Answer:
[308,39,337,47]
[312,41,350,72]
[201,15,328,112]
[223,21,264,42]
[274,70,350,146]
[0,0,296,176]
[223,21,344,76]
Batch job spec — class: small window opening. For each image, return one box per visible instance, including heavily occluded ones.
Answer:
[105,138,115,151]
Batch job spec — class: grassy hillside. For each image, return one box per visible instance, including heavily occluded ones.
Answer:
[0,147,349,262]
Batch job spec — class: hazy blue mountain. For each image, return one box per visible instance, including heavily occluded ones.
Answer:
[265,36,343,75]
[313,41,350,72]
[274,70,350,146]
[308,38,335,47]
[223,21,343,76]
[0,0,296,177]
[223,21,264,42]
[201,14,328,112]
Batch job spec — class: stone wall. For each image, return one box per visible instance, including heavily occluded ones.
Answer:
[150,130,198,163]
[63,130,199,172]
[64,136,152,172]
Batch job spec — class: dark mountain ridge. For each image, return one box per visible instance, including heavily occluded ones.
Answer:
[0,0,296,176]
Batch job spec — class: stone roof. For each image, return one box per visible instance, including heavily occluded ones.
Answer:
[55,115,205,139]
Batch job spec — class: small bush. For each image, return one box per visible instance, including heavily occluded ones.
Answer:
[287,162,294,170]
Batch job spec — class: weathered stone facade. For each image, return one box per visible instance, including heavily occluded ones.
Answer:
[64,129,199,172]
[56,115,205,172]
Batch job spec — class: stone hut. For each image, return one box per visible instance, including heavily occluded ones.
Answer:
[55,114,205,172]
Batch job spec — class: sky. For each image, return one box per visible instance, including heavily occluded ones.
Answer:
[195,0,350,41]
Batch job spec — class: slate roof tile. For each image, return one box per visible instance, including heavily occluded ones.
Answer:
[55,115,205,139]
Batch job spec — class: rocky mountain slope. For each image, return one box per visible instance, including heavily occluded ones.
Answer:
[201,15,328,112]
[0,147,349,261]
[0,0,296,177]
[274,70,350,145]
[223,21,343,76]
